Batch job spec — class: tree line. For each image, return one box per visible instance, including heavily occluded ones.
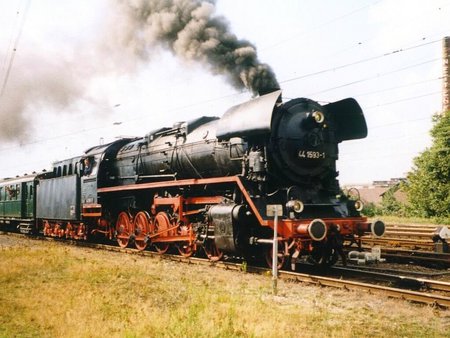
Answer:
[362,110,450,223]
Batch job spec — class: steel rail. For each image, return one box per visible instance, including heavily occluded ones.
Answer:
[327,266,450,293]
[278,270,450,308]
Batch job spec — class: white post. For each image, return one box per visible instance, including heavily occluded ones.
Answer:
[266,204,282,296]
[272,212,278,295]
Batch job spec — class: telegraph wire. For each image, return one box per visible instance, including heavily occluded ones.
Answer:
[305,58,440,97]
[0,24,445,156]
[0,89,249,153]
[261,0,382,51]
[0,56,441,154]
[279,39,441,85]
[353,77,442,98]
[0,0,31,98]
[0,2,22,81]
[370,116,433,130]
[327,14,450,60]
[365,91,441,109]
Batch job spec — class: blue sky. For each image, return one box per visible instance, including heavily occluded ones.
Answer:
[0,0,449,185]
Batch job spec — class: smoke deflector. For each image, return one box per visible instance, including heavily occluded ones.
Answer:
[324,98,368,142]
[216,90,282,140]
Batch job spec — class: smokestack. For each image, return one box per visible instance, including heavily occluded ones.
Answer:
[443,36,450,112]
[111,0,280,96]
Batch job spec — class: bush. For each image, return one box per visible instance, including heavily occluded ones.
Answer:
[362,202,379,217]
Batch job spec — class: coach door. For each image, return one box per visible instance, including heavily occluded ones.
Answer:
[21,181,34,219]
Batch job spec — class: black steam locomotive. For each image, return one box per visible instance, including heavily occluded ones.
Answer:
[0,90,384,267]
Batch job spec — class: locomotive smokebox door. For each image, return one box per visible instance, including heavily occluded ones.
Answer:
[208,204,245,253]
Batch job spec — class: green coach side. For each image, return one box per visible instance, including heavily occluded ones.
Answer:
[0,175,37,232]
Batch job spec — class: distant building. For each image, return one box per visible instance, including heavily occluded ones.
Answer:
[343,178,407,206]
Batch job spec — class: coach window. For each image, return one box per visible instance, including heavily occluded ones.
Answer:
[29,185,33,200]
[0,187,2,201]
[68,164,73,175]
[6,185,16,200]
[63,165,67,176]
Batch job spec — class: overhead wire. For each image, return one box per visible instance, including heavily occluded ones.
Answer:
[279,39,441,85]
[305,58,440,97]
[0,2,447,169]
[0,48,443,153]
[364,91,441,109]
[0,89,249,153]
[0,0,31,98]
[260,0,382,51]
[0,2,22,82]
[353,77,442,98]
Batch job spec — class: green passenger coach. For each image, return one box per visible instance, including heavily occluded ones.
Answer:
[0,174,37,233]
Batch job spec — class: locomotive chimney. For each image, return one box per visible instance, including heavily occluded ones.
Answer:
[258,87,282,103]
[443,36,450,112]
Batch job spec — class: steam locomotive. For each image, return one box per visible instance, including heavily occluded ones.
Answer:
[0,90,385,268]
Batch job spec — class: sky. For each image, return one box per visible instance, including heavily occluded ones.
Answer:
[0,0,449,185]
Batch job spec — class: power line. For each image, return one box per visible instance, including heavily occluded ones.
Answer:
[370,117,432,130]
[0,2,22,81]
[354,77,442,98]
[0,65,440,154]
[0,90,249,153]
[279,39,441,85]
[0,0,31,98]
[261,0,382,51]
[0,15,444,157]
[305,58,440,96]
[0,55,440,154]
[365,91,440,109]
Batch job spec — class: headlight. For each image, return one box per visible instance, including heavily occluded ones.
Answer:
[354,200,364,211]
[286,200,304,213]
[312,111,325,124]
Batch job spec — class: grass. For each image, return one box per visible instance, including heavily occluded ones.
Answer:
[0,238,449,337]
[371,215,450,226]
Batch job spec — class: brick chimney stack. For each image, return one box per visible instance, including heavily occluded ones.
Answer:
[443,36,450,112]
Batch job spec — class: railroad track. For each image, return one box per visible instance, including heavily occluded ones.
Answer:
[2,232,450,308]
[280,270,450,308]
[379,248,450,266]
[66,239,450,307]
[349,246,450,267]
[361,223,449,252]
[327,266,450,293]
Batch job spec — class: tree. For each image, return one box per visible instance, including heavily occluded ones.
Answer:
[380,185,406,216]
[406,111,450,219]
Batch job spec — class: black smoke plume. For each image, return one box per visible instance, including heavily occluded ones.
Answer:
[111,0,280,96]
[0,0,280,143]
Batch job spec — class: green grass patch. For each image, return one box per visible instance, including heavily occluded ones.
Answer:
[374,215,450,226]
[371,215,450,226]
[0,239,449,337]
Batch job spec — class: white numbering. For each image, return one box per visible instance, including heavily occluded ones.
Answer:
[298,150,326,159]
